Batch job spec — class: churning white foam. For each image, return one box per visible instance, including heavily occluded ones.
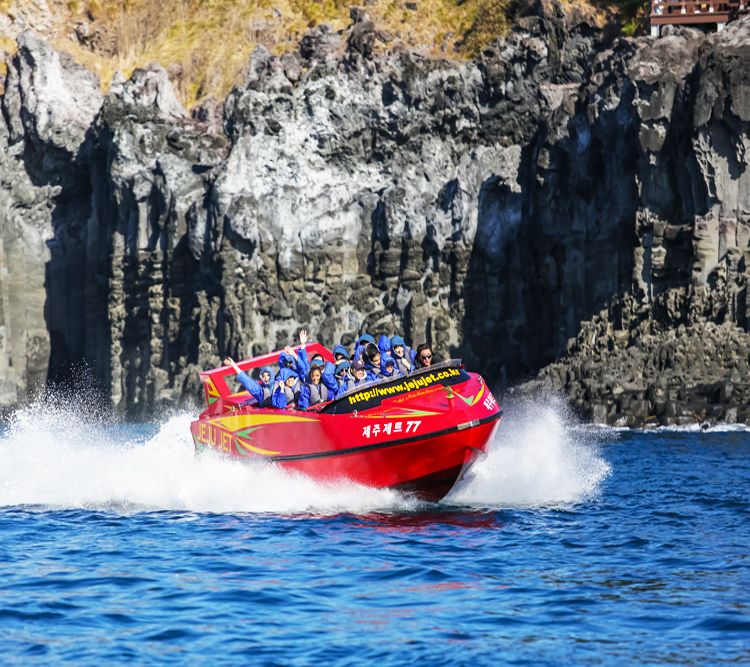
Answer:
[447,398,612,508]
[0,392,611,513]
[0,394,409,514]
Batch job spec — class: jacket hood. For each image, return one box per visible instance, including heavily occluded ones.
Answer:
[390,335,405,352]
[278,351,295,367]
[260,366,274,383]
[335,360,351,374]
[333,344,349,358]
[380,353,397,375]
[378,335,392,355]
[279,367,298,383]
[356,333,374,345]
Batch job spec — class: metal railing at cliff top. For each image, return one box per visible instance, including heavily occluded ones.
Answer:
[650,0,748,35]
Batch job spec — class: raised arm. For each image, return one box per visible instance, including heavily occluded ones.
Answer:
[224,357,263,405]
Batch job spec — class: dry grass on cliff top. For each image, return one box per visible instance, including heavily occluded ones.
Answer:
[70,0,514,105]
[1,0,624,109]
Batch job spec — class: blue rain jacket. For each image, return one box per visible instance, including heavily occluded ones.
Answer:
[390,335,415,373]
[377,335,392,356]
[272,368,301,409]
[379,352,402,378]
[299,361,339,408]
[353,334,374,361]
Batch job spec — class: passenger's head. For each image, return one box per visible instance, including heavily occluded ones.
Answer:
[333,345,349,362]
[351,359,366,381]
[309,366,322,385]
[365,343,381,366]
[381,353,396,376]
[378,335,391,354]
[311,354,325,366]
[357,334,374,347]
[279,351,295,368]
[390,335,406,358]
[417,344,433,366]
[279,367,298,387]
[335,360,351,380]
[261,366,274,384]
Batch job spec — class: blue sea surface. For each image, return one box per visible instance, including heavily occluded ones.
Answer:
[0,400,748,664]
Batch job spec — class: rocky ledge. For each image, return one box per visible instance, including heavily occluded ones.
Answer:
[0,2,749,423]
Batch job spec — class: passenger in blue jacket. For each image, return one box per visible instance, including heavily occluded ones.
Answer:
[259,365,275,406]
[348,359,369,390]
[390,335,415,376]
[353,334,374,361]
[224,357,265,406]
[377,335,391,357]
[379,352,402,378]
[298,364,336,409]
[363,343,383,382]
[323,359,355,397]
[272,367,302,409]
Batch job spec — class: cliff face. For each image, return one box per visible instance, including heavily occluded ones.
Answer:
[1,4,749,420]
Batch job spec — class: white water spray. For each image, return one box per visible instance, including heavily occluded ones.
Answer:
[448,397,612,507]
[0,393,611,513]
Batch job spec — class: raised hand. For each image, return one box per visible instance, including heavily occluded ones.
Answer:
[299,329,308,346]
[224,357,241,374]
[284,345,298,360]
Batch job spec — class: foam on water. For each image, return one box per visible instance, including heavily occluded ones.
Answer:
[0,392,611,513]
[448,398,612,507]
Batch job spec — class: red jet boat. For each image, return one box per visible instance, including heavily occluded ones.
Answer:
[190,344,502,501]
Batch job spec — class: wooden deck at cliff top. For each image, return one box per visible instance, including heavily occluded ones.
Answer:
[650,0,749,36]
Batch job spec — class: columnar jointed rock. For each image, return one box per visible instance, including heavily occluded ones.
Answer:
[0,4,749,421]
[520,18,750,425]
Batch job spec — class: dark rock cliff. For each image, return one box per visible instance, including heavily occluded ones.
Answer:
[1,3,749,422]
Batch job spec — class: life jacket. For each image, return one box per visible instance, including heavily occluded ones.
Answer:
[307,382,329,406]
[259,383,273,408]
[339,375,367,392]
[283,380,301,407]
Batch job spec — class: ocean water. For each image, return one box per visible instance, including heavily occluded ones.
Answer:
[0,396,748,665]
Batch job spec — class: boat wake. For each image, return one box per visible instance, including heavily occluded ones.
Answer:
[0,394,611,513]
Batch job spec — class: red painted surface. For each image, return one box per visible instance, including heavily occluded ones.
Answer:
[191,348,502,501]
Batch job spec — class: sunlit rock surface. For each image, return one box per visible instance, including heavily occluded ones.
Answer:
[0,3,749,422]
